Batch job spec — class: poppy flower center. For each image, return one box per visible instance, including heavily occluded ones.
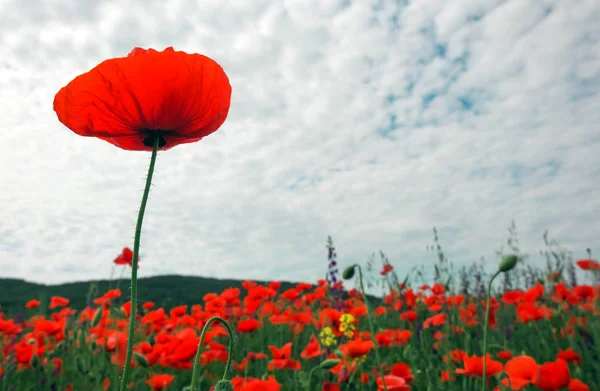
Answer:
[142,130,169,148]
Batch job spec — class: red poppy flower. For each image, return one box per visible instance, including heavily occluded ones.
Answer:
[300,335,323,359]
[322,382,341,391]
[380,264,394,275]
[502,355,538,390]
[455,354,503,378]
[496,350,513,361]
[390,363,414,383]
[25,299,41,309]
[237,318,262,334]
[113,247,141,268]
[568,379,590,391]
[557,347,582,365]
[146,374,174,390]
[533,359,571,391]
[268,343,302,371]
[344,339,374,359]
[576,259,600,271]
[376,375,410,391]
[54,47,231,151]
[49,296,70,309]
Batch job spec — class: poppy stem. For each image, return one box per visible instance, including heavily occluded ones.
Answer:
[355,265,388,391]
[118,135,160,391]
[190,316,235,391]
[481,270,501,391]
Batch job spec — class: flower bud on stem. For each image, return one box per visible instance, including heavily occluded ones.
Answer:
[190,316,235,391]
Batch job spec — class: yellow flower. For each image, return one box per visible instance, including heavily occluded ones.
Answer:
[339,313,356,338]
[319,327,337,347]
[354,355,367,365]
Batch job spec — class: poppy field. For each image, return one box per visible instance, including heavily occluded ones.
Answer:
[2,45,598,390]
[0,248,599,391]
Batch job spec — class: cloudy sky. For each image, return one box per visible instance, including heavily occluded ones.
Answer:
[1,0,599,287]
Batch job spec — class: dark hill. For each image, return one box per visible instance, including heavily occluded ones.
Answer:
[0,275,306,315]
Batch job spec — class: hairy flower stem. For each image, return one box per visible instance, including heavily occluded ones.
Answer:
[118,135,159,391]
[482,270,501,391]
[306,367,319,391]
[190,316,235,391]
[356,265,388,391]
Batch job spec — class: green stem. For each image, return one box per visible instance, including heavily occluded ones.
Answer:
[356,265,388,391]
[118,135,159,391]
[190,316,235,391]
[498,372,512,390]
[481,270,500,391]
[306,367,319,391]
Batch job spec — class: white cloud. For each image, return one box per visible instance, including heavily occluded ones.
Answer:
[0,0,598,287]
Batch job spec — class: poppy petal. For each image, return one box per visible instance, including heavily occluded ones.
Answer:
[54,47,231,151]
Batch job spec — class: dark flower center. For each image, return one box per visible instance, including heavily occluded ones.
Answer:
[142,129,169,148]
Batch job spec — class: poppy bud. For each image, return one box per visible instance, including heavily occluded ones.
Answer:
[343,265,356,280]
[498,255,518,273]
[214,380,234,391]
[31,355,41,369]
[91,307,103,327]
[77,330,86,348]
[134,352,149,368]
[75,355,87,375]
[319,359,341,369]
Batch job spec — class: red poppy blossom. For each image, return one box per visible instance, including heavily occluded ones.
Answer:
[390,363,414,383]
[502,355,538,390]
[376,375,410,391]
[380,264,394,275]
[237,318,262,334]
[576,259,600,271]
[146,374,174,390]
[268,343,302,371]
[322,382,341,391]
[455,354,503,378]
[25,299,41,309]
[568,379,590,391]
[113,247,140,268]
[49,296,70,309]
[344,339,374,359]
[533,359,571,391]
[496,350,513,361]
[557,347,582,365]
[54,47,232,151]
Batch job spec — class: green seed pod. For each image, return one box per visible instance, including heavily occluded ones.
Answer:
[498,255,518,273]
[91,307,103,327]
[133,352,149,368]
[319,359,341,369]
[77,329,86,347]
[75,355,87,375]
[31,355,41,368]
[214,380,234,391]
[342,265,356,280]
